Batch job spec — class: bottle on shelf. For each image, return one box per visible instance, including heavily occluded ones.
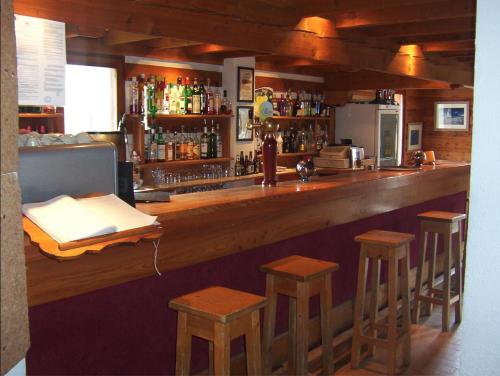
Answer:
[144,128,151,163]
[177,76,185,115]
[193,127,200,160]
[283,130,290,153]
[299,129,306,152]
[162,83,170,114]
[174,131,181,161]
[209,120,217,158]
[169,83,177,114]
[157,127,166,162]
[206,78,214,115]
[235,154,243,177]
[147,75,157,117]
[286,90,293,116]
[200,120,209,159]
[244,153,251,175]
[192,77,201,114]
[180,125,188,160]
[253,151,260,173]
[306,123,315,152]
[277,131,283,155]
[185,77,193,115]
[239,151,246,175]
[138,73,146,115]
[129,76,139,114]
[149,128,158,163]
[216,123,222,158]
[166,130,174,161]
[214,83,222,115]
[272,93,279,115]
[246,151,255,175]
[316,130,324,152]
[187,129,194,160]
[200,80,207,114]
[221,90,231,114]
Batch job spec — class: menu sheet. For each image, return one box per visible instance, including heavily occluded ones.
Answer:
[15,14,66,106]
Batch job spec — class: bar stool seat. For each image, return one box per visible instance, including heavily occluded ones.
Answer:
[413,211,466,332]
[169,286,267,376]
[351,230,414,375]
[260,255,339,375]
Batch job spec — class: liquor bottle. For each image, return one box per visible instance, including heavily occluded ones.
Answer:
[144,128,151,163]
[206,78,214,115]
[177,76,185,114]
[283,130,290,153]
[147,75,157,117]
[180,125,188,160]
[272,94,279,115]
[322,128,329,149]
[169,83,177,114]
[156,76,165,113]
[162,83,170,114]
[286,90,293,116]
[129,76,139,114]
[185,77,193,114]
[234,154,242,177]
[221,90,228,114]
[174,131,181,160]
[246,151,255,174]
[200,120,209,159]
[279,94,286,116]
[253,151,260,173]
[316,131,324,152]
[244,153,251,175]
[214,83,222,115]
[138,73,145,114]
[240,151,246,175]
[192,127,200,159]
[149,128,158,163]
[187,129,194,160]
[299,129,306,152]
[209,121,217,158]
[192,78,201,114]
[277,132,283,155]
[306,124,315,152]
[166,130,174,161]
[216,123,223,158]
[200,80,207,114]
[157,127,166,162]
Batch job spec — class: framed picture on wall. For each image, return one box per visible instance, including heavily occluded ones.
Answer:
[237,67,254,103]
[236,106,254,141]
[434,101,469,131]
[407,122,423,151]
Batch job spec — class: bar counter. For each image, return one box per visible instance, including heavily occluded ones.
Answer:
[25,162,469,375]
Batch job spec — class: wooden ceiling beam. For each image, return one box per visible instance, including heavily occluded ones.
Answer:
[13,0,474,85]
[420,40,475,53]
[333,0,475,29]
[398,32,475,45]
[182,44,242,55]
[105,30,162,46]
[141,37,202,50]
[361,17,475,39]
[325,70,452,90]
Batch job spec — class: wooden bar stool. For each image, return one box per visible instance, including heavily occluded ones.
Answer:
[260,255,339,375]
[169,286,267,376]
[413,211,466,332]
[351,230,414,375]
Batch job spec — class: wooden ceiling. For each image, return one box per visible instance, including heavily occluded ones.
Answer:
[13,0,476,88]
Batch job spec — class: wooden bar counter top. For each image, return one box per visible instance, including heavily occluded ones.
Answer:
[24,162,470,307]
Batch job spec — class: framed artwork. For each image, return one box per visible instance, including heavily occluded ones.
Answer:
[237,66,254,103]
[407,122,423,151]
[236,106,254,141]
[434,101,469,131]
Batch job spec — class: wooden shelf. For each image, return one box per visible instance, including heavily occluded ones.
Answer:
[128,114,233,119]
[139,157,232,169]
[277,152,319,158]
[273,116,331,121]
[19,113,63,118]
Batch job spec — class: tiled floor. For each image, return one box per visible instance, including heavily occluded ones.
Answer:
[336,306,462,375]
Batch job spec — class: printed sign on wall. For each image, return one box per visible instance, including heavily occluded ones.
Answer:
[15,15,66,106]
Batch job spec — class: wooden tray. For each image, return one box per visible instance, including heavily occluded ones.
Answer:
[23,216,164,261]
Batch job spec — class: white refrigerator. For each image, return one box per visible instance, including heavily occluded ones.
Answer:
[335,103,402,167]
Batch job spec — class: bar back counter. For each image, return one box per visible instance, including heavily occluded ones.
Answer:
[25,162,469,374]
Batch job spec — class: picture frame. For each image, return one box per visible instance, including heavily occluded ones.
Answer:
[236,106,254,141]
[434,101,469,131]
[407,122,423,151]
[237,66,254,103]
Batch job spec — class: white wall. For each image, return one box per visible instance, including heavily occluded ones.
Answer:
[461,0,500,373]
[222,57,256,167]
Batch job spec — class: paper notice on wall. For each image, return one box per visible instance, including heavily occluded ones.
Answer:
[15,14,66,106]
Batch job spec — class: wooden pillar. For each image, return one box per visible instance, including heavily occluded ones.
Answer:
[0,0,31,374]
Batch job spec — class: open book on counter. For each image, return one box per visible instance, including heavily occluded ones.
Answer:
[22,194,158,244]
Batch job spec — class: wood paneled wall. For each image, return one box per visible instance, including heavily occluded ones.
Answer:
[255,76,324,93]
[404,88,474,162]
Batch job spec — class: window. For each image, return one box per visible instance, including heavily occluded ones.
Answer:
[64,64,117,134]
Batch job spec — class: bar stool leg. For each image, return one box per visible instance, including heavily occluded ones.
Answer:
[368,256,381,357]
[387,255,399,375]
[296,281,310,375]
[442,229,453,332]
[426,233,438,316]
[288,297,297,373]
[351,246,369,369]
[175,312,192,376]
[413,229,428,324]
[262,274,277,374]
[213,322,231,376]
[320,274,334,375]
[401,245,412,367]
[453,230,463,324]
[245,310,263,376]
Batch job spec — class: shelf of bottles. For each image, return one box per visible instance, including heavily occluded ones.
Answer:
[18,106,65,134]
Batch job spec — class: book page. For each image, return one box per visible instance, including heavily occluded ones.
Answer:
[22,195,117,243]
[77,194,158,232]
